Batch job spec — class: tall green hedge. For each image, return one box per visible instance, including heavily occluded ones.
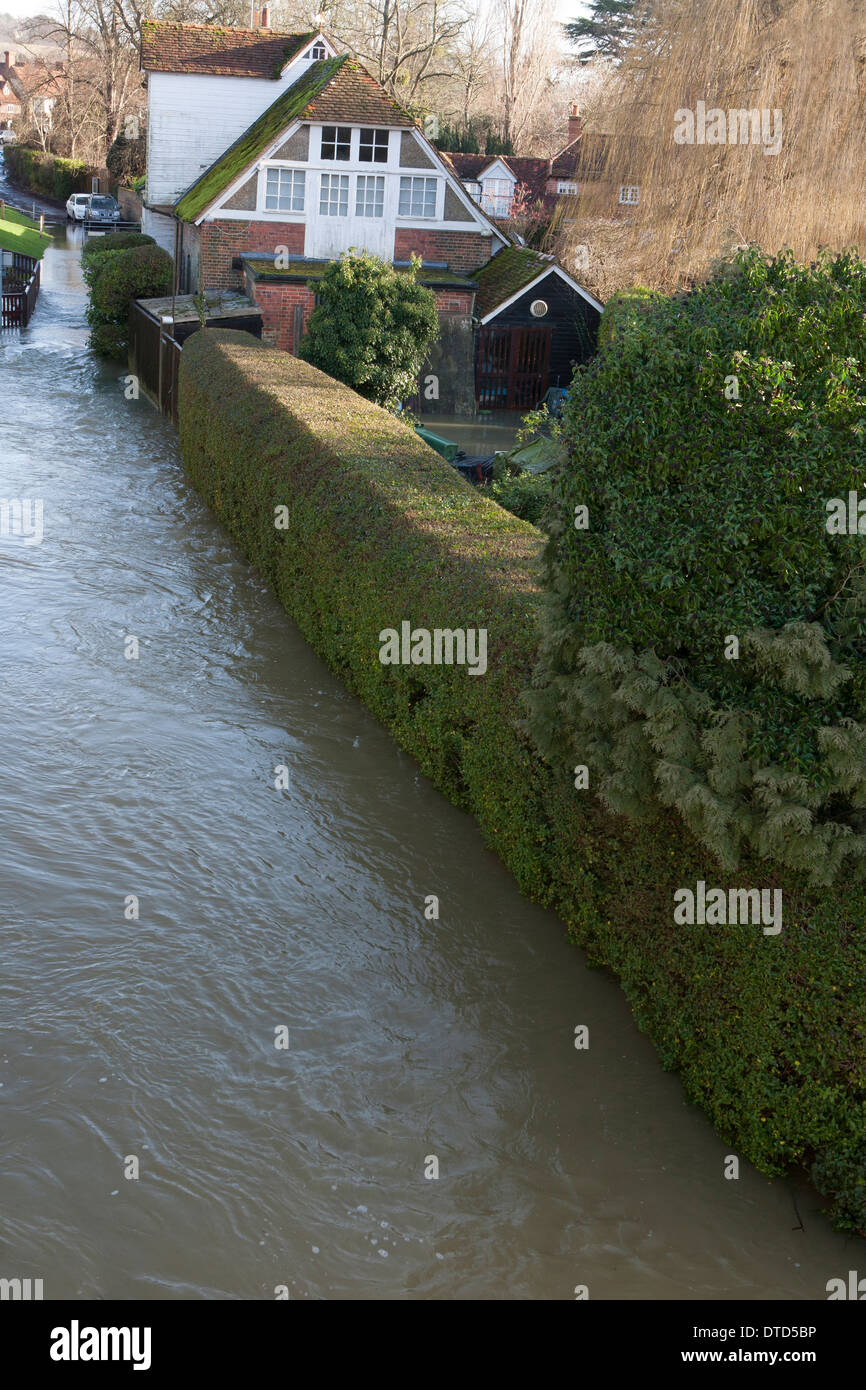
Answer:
[85,241,171,358]
[81,232,155,289]
[3,144,90,200]
[178,328,866,1235]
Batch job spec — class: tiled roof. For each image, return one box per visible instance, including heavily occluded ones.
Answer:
[473,245,555,318]
[175,57,416,222]
[444,153,490,180]
[303,60,414,127]
[551,132,608,179]
[1,60,65,100]
[140,21,314,77]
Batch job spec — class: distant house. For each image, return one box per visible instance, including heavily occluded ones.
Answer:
[138,20,601,414]
[0,54,23,128]
[0,53,64,132]
[442,107,610,221]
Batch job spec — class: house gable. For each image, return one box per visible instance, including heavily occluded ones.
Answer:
[477,157,516,184]
[179,60,506,266]
[475,245,603,322]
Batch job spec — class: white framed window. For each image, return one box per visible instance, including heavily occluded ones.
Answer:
[320,172,349,216]
[480,178,513,216]
[306,42,326,59]
[321,125,351,160]
[464,180,482,199]
[359,128,389,163]
[264,167,305,212]
[557,180,578,195]
[398,176,437,218]
[356,174,385,218]
[619,184,640,204]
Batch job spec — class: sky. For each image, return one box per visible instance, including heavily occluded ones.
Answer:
[2,0,588,22]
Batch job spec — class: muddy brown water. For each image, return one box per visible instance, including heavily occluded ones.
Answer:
[0,173,855,1299]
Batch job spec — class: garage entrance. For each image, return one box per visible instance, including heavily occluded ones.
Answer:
[475,324,551,410]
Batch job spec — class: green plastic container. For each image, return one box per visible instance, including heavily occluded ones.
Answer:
[414,424,459,462]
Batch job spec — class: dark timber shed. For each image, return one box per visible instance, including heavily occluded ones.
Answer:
[473,247,602,410]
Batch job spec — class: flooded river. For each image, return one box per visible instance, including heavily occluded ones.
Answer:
[0,163,854,1299]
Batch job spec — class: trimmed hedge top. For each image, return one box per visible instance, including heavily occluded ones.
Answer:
[177,326,866,1236]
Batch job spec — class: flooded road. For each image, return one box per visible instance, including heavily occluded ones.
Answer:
[0,163,854,1299]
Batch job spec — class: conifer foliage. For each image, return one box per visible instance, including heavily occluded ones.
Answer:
[526,248,866,884]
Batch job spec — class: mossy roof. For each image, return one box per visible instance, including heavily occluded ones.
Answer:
[473,246,554,318]
[243,256,477,290]
[0,215,53,260]
[175,56,347,222]
[140,21,314,78]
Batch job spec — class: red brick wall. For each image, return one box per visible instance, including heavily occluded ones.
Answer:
[250,282,316,353]
[432,290,474,314]
[200,220,306,290]
[394,229,493,273]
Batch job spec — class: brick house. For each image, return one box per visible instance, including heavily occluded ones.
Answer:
[139,20,600,413]
[0,54,23,128]
[441,107,611,218]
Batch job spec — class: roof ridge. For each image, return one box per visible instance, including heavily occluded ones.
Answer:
[141,20,312,36]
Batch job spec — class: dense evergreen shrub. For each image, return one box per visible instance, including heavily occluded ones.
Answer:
[81,232,155,289]
[178,328,866,1236]
[528,248,866,886]
[85,242,171,358]
[298,250,439,411]
[106,131,146,184]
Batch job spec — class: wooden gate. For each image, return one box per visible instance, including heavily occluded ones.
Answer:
[476,324,551,410]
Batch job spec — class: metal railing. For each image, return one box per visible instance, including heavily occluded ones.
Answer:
[83,219,142,238]
[1,260,40,328]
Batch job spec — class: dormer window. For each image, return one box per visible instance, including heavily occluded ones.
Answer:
[480,178,513,217]
[321,125,350,160]
[307,42,326,59]
[359,128,389,163]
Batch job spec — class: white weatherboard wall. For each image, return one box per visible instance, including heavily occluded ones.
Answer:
[145,43,334,206]
[142,207,177,257]
[146,73,293,204]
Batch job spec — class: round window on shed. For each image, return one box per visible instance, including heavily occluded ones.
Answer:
[530,298,549,318]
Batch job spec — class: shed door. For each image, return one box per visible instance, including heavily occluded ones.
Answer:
[476,324,552,410]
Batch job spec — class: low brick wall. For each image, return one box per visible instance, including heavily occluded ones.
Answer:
[250,280,315,352]
[394,228,493,272]
[200,220,305,290]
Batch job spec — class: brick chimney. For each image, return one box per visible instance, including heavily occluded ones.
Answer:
[568,103,582,144]
[4,51,12,70]
[260,5,270,26]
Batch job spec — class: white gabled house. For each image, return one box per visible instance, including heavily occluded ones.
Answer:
[138,19,601,413]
